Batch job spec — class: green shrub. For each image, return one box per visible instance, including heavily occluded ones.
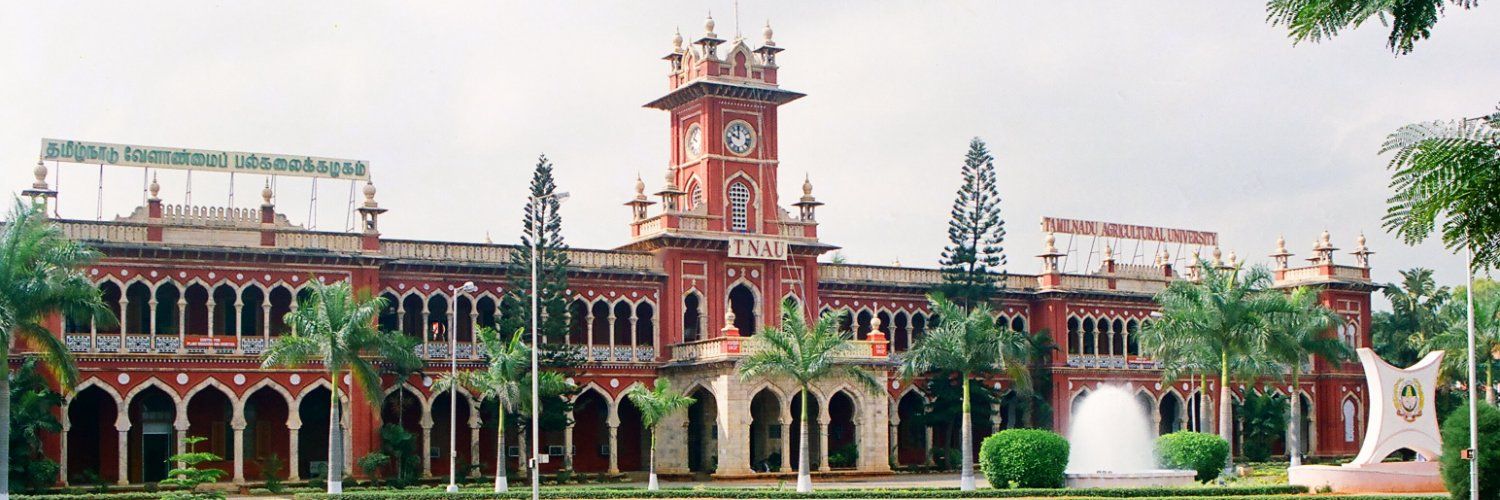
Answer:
[287,484,1328,499]
[1440,401,1500,499]
[827,444,858,468]
[1157,431,1230,483]
[979,428,1068,488]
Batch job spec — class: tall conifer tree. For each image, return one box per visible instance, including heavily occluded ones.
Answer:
[502,155,582,366]
[940,138,1007,309]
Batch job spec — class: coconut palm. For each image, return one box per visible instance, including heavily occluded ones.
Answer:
[622,378,695,491]
[899,294,1030,491]
[1380,110,1500,269]
[1139,260,1290,472]
[1375,268,1452,367]
[737,299,880,493]
[1427,288,1500,403]
[438,326,571,492]
[0,200,112,499]
[260,279,410,494]
[1264,286,1350,466]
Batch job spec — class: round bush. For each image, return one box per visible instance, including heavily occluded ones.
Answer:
[1440,400,1500,499]
[979,428,1069,488]
[1155,431,1229,482]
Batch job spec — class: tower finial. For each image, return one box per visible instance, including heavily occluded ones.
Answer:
[705,11,716,38]
[672,27,683,50]
[763,20,775,46]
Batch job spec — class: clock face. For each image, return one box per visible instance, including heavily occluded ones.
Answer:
[724,120,755,156]
[685,124,703,158]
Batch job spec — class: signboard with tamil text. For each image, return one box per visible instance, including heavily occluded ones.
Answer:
[1041,216,1217,246]
[40,138,369,181]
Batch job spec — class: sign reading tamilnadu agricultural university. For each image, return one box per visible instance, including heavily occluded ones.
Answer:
[40,139,370,181]
[1041,216,1218,246]
[728,236,788,261]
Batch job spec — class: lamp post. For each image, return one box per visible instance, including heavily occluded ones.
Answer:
[1464,247,1477,500]
[529,191,568,500]
[447,281,478,493]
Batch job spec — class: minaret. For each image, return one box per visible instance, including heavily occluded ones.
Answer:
[21,158,57,216]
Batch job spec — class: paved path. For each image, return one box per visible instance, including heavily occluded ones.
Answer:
[228,473,984,498]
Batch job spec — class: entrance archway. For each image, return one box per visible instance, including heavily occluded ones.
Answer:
[686,387,718,473]
[571,390,610,472]
[127,386,176,483]
[1159,392,1183,435]
[297,387,331,479]
[896,391,926,466]
[185,386,235,480]
[242,386,291,480]
[728,284,757,335]
[788,391,821,470]
[430,391,475,478]
[617,395,646,472]
[748,389,782,472]
[827,392,857,468]
[68,386,120,484]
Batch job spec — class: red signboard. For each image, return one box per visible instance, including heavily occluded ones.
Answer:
[184,336,237,349]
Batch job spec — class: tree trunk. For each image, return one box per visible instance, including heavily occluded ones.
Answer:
[327,371,344,494]
[1218,352,1234,477]
[1288,370,1302,467]
[1488,365,1495,405]
[1,346,12,500]
[960,375,975,491]
[495,412,507,493]
[797,384,811,493]
[647,429,659,491]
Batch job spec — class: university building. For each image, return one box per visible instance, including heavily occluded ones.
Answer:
[24,17,1378,486]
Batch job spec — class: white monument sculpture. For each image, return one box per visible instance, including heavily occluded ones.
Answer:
[1288,347,1446,493]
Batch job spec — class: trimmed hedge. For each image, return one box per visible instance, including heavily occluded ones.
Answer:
[293,484,1312,499]
[1157,431,1230,483]
[1440,401,1499,499]
[978,428,1069,488]
[15,495,162,500]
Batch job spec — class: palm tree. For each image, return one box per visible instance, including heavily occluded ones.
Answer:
[1139,260,1289,472]
[439,326,571,492]
[737,299,880,493]
[899,294,1030,491]
[260,279,410,494]
[623,378,695,491]
[1380,110,1500,269]
[1427,288,1500,403]
[1375,268,1451,366]
[0,200,112,499]
[1265,286,1351,466]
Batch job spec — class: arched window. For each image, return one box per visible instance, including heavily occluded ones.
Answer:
[688,182,704,211]
[728,182,751,232]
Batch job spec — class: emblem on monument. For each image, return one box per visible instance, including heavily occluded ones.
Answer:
[1393,378,1423,423]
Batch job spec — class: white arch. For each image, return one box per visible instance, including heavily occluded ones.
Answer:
[123,377,183,408]
[241,378,296,413]
[183,377,240,407]
[68,377,125,405]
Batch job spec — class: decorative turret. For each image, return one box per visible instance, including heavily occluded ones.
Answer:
[148,174,161,201]
[1310,230,1337,264]
[357,181,387,234]
[1156,248,1174,277]
[791,174,823,221]
[1100,244,1116,273]
[624,174,655,220]
[1351,233,1373,268]
[654,169,684,211]
[1270,234,1293,270]
[695,12,724,60]
[21,158,57,215]
[754,20,784,66]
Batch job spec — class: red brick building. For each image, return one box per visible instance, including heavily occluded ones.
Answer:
[25,17,1377,486]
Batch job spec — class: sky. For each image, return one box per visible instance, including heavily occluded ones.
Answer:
[3,2,1496,310]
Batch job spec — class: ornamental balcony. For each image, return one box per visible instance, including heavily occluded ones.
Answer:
[667,334,890,365]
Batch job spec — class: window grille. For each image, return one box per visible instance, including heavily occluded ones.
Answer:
[728,183,750,231]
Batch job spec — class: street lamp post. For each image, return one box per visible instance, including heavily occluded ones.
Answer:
[447,281,478,493]
[529,192,568,500]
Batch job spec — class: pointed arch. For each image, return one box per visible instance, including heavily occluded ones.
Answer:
[183,377,240,407]
[124,377,183,408]
[68,377,125,405]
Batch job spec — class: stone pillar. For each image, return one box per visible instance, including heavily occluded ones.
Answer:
[650,315,660,361]
[420,421,434,478]
[780,420,792,472]
[923,427,935,466]
[262,304,272,339]
[817,414,831,472]
[174,417,189,469]
[469,310,481,359]
[233,302,245,354]
[232,421,247,484]
[607,425,620,474]
[116,429,130,485]
[516,432,529,479]
[119,297,131,353]
[563,421,575,472]
[288,418,302,481]
[888,408,900,467]
[470,419,482,470]
[59,416,69,486]
[207,299,217,337]
[627,312,637,362]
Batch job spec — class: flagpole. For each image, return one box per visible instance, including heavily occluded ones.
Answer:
[1465,245,1477,500]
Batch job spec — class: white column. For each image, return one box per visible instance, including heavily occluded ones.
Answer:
[780,420,792,472]
[628,312,638,362]
[262,304,272,339]
[563,422,575,472]
[59,414,70,486]
[174,418,189,469]
[421,302,430,357]
[233,301,244,354]
[207,299,217,337]
[650,315,660,361]
[470,418,482,470]
[116,429,130,485]
[923,427,935,466]
[176,299,187,354]
[608,313,617,361]
[287,417,302,482]
[469,310,481,360]
[119,297,131,353]
[585,312,595,361]
[90,315,98,353]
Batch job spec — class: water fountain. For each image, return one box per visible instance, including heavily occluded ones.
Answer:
[1065,385,1198,488]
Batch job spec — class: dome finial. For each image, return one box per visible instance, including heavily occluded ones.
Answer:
[635,174,646,196]
[802,174,813,196]
[362,181,378,207]
[148,174,160,200]
[763,20,775,46]
[261,180,274,205]
[32,158,49,189]
[705,11,716,38]
[672,27,683,50]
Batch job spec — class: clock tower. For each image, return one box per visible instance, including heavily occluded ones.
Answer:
[624,14,833,354]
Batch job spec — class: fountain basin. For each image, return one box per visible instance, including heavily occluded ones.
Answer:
[1065,469,1199,489]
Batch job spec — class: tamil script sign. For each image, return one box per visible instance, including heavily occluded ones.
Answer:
[41,139,369,181]
[728,236,789,261]
[1041,216,1218,246]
